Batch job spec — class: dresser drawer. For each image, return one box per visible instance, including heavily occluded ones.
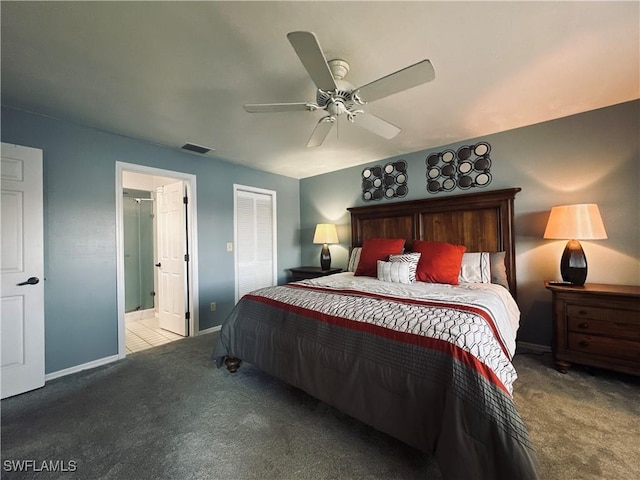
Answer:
[568,333,640,362]
[567,315,640,341]
[567,304,638,323]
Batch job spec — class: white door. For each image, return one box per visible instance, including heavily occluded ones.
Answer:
[1,143,45,399]
[234,186,277,301]
[156,181,188,336]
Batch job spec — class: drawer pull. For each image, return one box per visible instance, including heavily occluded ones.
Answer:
[578,340,589,347]
[578,322,589,329]
[578,310,588,315]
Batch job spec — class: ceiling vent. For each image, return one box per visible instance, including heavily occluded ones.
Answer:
[181,142,213,155]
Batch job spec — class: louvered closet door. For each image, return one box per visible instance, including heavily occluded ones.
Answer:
[234,186,277,301]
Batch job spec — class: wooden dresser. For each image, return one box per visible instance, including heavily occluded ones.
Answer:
[545,282,640,376]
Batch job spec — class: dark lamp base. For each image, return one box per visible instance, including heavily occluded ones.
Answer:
[560,239,587,286]
[320,244,331,270]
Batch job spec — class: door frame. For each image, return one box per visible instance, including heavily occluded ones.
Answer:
[115,162,199,358]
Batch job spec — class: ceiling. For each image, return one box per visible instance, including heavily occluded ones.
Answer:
[2,1,638,179]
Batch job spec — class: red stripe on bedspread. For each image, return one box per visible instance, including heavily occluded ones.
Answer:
[245,292,511,396]
[287,283,511,360]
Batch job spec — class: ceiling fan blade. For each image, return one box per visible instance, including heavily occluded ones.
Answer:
[244,102,311,113]
[287,31,337,92]
[307,117,335,148]
[354,112,401,139]
[354,59,435,103]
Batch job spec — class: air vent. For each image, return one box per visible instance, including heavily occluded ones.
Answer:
[181,142,213,155]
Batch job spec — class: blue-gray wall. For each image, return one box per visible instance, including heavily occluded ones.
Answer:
[300,100,640,347]
[3,100,638,372]
[1,107,300,374]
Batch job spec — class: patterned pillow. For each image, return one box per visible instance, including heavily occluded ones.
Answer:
[347,247,362,272]
[458,252,491,283]
[377,260,413,284]
[389,252,421,283]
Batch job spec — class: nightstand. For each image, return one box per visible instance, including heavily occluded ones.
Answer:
[545,281,640,376]
[289,266,342,281]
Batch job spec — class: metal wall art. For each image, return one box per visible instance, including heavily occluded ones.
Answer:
[425,142,492,194]
[362,160,408,201]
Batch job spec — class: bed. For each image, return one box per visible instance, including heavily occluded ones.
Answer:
[212,188,539,479]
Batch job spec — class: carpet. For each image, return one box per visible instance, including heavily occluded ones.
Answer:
[1,332,638,479]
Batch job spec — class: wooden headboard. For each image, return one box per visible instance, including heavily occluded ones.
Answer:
[347,188,521,298]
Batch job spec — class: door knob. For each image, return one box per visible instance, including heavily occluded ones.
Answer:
[17,276,40,286]
[155,263,161,267]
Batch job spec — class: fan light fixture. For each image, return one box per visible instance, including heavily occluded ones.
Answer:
[313,224,339,270]
[543,204,607,286]
[243,31,435,148]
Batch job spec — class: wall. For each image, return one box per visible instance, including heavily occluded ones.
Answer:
[1,107,300,374]
[300,100,640,347]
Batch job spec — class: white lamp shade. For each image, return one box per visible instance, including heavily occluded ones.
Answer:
[313,223,338,244]
[543,204,608,240]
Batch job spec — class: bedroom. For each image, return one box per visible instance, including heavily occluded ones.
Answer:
[1,1,639,478]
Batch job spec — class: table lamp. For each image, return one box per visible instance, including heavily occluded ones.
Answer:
[543,204,607,286]
[313,223,338,270]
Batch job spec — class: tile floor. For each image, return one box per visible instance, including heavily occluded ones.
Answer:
[125,315,184,354]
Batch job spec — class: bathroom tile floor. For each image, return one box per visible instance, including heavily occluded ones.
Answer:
[125,316,184,354]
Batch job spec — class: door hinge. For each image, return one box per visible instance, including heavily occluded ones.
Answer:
[185,311,191,320]
[150,291,156,297]
[183,196,188,204]
[184,253,189,261]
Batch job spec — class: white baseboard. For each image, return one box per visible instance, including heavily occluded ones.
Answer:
[46,325,218,382]
[197,325,221,335]
[45,354,120,382]
[516,341,551,354]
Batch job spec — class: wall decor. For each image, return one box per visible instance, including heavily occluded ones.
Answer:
[362,160,408,201]
[425,142,492,194]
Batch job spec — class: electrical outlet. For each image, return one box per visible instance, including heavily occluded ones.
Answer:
[210,302,216,311]
[226,242,233,252]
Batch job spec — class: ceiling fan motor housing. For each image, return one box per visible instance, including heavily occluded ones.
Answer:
[315,79,357,112]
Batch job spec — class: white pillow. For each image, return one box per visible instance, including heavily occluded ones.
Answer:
[377,260,413,284]
[347,247,362,272]
[388,252,421,283]
[458,252,491,283]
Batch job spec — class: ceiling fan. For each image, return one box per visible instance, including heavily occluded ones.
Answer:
[244,31,436,148]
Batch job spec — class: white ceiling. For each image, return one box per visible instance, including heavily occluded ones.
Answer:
[2,1,638,179]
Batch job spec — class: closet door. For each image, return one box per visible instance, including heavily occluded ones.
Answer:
[234,185,277,301]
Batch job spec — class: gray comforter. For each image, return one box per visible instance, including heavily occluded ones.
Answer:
[213,277,539,479]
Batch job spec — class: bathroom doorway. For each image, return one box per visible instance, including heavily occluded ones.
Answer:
[115,162,199,358]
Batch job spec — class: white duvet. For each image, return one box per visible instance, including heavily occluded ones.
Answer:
[302,272,521,358]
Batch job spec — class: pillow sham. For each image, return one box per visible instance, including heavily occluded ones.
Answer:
[354,238,406,277]
[347,247,362,272]
[457,251,509,289]
[412,241,466,285]
[377,260,413,284]
[459,252,491,283]
[389,252,421,283]
[490,251,509,290]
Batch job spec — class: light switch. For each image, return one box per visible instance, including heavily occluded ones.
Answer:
[226,242,233,252]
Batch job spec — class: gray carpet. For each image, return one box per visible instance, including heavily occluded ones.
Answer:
[1,332,638,480]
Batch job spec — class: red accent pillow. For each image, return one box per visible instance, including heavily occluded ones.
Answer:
[354,238,406,277]
[412,241,466,284]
